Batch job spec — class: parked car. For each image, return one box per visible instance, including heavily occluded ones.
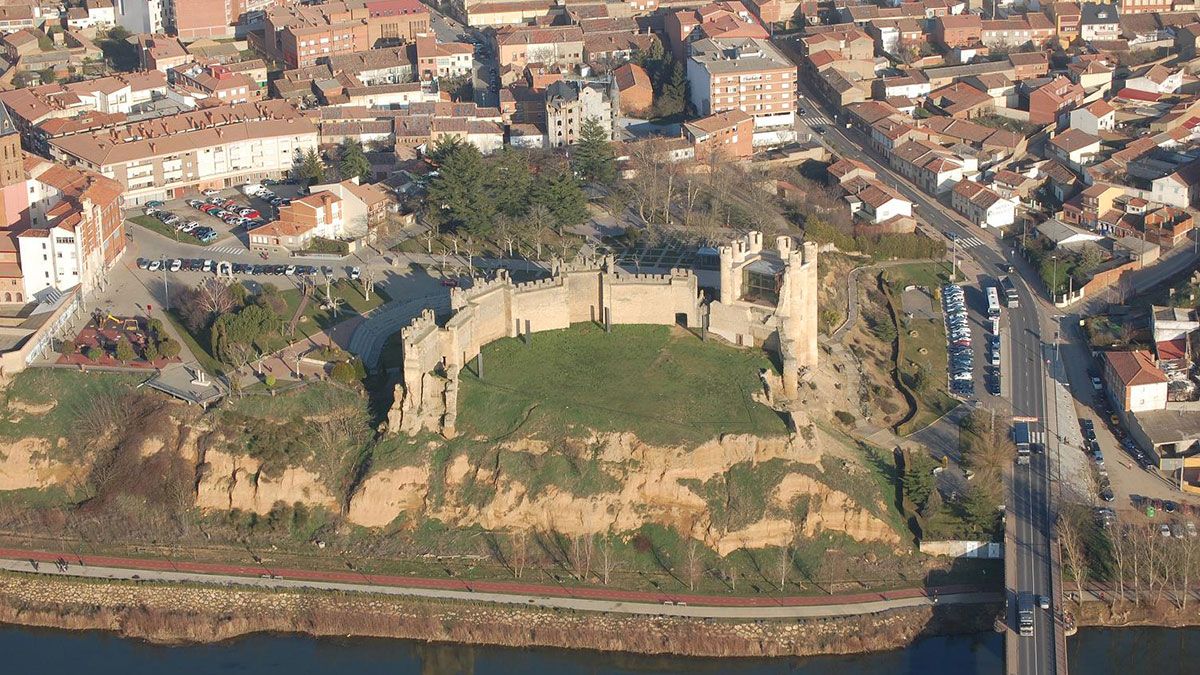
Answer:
[1161,524,1172,538]
[169,259,182,272]
[350,266,361,280]
[147,260,161,272]
[136,258,150,269]
[201,188,220,196]
[1091,376,1104,391]
[146,200,165,208]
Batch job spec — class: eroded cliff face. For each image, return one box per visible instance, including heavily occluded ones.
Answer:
[346,431,901,553]
[0,438,85,491]
[195,449,339,514]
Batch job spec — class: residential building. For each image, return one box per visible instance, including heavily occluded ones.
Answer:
[1067,55,1114,90]
[167,0,242,40]
[1103,350,1168,413]
[414,35,473,81]
[1141,206,1194,248]
[1068,99,1114,135]
[951,178,1015,227]
[47,100,318,205]
[683,109,754,159]
[835,167,914,233]
[306,176,391,234]
[1120,0,1170,13]
[1048,128,1101,168]
[613,63,653,115]
[137,33,189,72]
[980,14,1055,47]
[491,24,584,70]
[171,63,259,104]
[0,4,37,34]
[800,26,874,62]
[665,2,768,62]
[1079,2,1119,42]
[544,79,617,148]
[1125,64,1183,95]
[1050,1,1081,46]
[1177,23,1200,60]
[687,37,796,130]
[889,139,964,194]
[1026,76,1084,125]
[933,14,982,48]
[8,154,125,301]
[115,0,165,34]
[249,191,342,254]
[1008,51,1049,80]
[925,81,992,119]
[263,0,429,69]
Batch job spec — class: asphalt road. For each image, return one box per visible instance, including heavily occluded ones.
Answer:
[0,549,998,620]
[793,77,1060,675]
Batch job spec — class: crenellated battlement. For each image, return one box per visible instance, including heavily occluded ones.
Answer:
[401,308,439,343]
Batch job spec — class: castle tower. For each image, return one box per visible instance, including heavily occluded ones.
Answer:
[776,238,819,370]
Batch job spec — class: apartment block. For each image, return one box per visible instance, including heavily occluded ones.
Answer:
[414,35,473,81]
[47,100,318,206]
[491,24,585,70]
[264,0,429,69]
[249,191,342,253]
[683,109,754,160]
[686,37,796,130]
[665,2,768,62]
[544,79,617,148]
[168,0,243,40]
[979,14,1054,47]
[951,178,1015,228]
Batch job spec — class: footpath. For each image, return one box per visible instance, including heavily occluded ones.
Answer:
[0,547,998,620]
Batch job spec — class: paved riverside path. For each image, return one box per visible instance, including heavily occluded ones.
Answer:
[0,548,999,620]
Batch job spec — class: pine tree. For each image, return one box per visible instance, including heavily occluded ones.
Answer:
[533,172,589,232]
[338,140,372,182]
[297,149,325,185]
[657,63,688,118]
[428,135,465,165]
[571,117,616,185]
[488,147,533,218]
[427,142,497,237]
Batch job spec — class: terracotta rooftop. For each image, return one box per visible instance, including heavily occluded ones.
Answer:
[1104,350,1168,387]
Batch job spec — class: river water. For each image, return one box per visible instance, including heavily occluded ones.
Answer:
[0,625,1192,674]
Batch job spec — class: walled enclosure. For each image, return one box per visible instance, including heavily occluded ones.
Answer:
[386,232,819,437]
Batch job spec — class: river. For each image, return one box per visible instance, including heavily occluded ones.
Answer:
[0,625,1194,674]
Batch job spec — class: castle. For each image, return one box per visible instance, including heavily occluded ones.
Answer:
[388,231,819,436]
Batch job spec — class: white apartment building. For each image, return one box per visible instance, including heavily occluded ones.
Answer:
[115,0,164,34]
[48,101,319,206]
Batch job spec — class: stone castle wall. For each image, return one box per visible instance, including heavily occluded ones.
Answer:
[388,233,818,436]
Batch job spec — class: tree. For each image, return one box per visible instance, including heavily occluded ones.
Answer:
[265,373,277,389]
[38,68,57,84]
[1059,509,1088,606]
[253,283,287,320]
[489,148,532,218]
[85,346,103,362]
[339,140,372,182]
[426,142,497,237]
[656,63,687,118]
[330,360,358,384]
[158,338,181,359]
[428,135,465,165]
[961,485,1001,535]
[297,149,326,185]
[903,451,937,514]
[142,341,159,363]
[211,304,274,366]
[532,171,589,233]
[571,117,616,185]
[113,336,135,362]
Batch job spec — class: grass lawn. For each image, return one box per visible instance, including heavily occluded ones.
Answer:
[224,380,361,419]
[281,279,386,340]
[128,215,213,247]
[0,369,144,442]
[884,263,959,435]
[456,323,789,447]
[163,309,225,376]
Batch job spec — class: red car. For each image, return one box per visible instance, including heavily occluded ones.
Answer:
[440,278,459,287]
[199,204,219,213]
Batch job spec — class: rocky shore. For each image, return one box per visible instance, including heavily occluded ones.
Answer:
[0,571,999,658]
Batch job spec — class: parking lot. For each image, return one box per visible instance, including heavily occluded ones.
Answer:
[136,256,362,284]
[132,181,310,254]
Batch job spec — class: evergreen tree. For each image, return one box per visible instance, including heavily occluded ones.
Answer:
[297,149,325,185]
[338,140,372,182]
[533,172,589,232]
[488,147,532,218]
[428,135,466,165]
[571,117,616,185]
[426,142,497,237]
[902,452,936,514]
[657,63,688,118]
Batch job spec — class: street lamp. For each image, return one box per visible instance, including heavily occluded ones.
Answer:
[1051,255,1058,303]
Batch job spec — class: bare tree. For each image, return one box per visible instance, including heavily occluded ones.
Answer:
[599,536,616,585]
[360,265,377,302]
[195,277,237,317]
[777,544,792,591]
[686,541,702,591]
[511,531,528,579]
[1110,523,1129,607]
[1059,511,1087,605]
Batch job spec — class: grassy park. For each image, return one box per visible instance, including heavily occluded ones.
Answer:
[882,263,958,435]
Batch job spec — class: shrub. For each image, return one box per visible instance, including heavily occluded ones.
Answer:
[158,338,181,359]
[142,342,159,363]
[265,373,277,389]
[59,339,77,356]
[330,360,357,384]
[834,410,856,426]
[114,339,135,364]
[85,346,104,362]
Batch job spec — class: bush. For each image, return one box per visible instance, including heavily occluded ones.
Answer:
[158,338,181,359]
[306,237,350,255]
[85,347,104,362]
[265,373,277,389]
[114,339,136,364]
[142,342,159,363]
[328,357,355,384]
[834,410,856,426]
[59,339,77,356]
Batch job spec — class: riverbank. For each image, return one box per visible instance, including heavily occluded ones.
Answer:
[1077,597,1200,629]
[0,571,1001,658]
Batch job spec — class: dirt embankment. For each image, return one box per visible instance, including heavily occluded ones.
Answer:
[0,571,998,657]
[1077,599,1200,629]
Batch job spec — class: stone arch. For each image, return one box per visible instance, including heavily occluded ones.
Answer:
[3,292,10,302]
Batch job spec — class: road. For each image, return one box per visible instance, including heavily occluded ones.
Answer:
[792,76,1062,675]
[0,548,997,620]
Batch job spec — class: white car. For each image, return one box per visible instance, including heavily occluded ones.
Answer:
[350,266,361,280]
[170,259,182,272]
[242,184,265,196]
[202,259,214,273]
[285,264,297,276]
[147,260,161,272]
[201,188,220,196]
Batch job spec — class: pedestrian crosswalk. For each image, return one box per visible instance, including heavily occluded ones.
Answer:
[953,236,986,248]
[798,111,832,128]
[209,245,249,256]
